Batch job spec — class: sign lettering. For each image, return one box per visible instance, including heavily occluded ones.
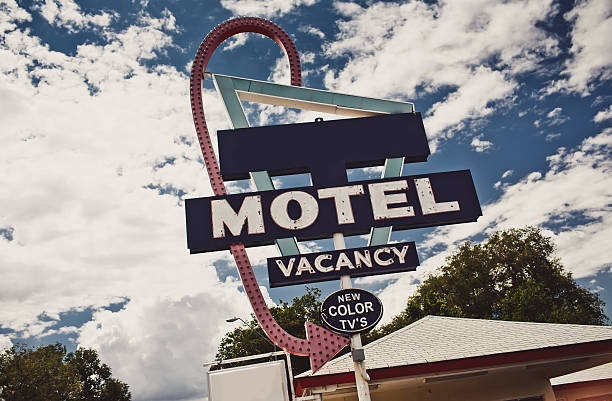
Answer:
[185,171,481,253]
[267,242,419,287]
[321,288,383,334]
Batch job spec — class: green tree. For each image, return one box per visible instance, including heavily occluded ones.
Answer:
[0,344,79,401]
[365,227,607,342]
[65,348,130,401]
[0,343,130,401]
[215,287,323,375]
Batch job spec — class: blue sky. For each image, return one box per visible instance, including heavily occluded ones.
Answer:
[1,0,611,400]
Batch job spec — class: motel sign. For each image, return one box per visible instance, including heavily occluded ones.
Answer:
[185,16,482,380]
[185,115,481,253]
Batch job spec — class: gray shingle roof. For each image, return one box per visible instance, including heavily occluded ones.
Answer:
[298,316,612,377]
[551,362,612,385]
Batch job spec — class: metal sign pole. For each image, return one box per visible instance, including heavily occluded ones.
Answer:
[333,233,372,401]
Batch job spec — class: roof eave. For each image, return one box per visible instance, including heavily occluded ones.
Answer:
[294,339,612,396]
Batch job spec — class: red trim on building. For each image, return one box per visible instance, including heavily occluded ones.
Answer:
[295,340,612,395]
[553,378,612,391]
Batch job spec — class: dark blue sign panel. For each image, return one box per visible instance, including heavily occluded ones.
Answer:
[218,113,430,186]
[321,288,383,334]
[267,241,419,288]
[185,170,481,253]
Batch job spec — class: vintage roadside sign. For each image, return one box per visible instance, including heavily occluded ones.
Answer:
[186,16,483,375]
[321,288,383,334]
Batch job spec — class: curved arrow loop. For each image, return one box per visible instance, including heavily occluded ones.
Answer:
[189,17,349,372]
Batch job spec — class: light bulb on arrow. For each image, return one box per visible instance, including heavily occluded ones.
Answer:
[189,17,350,373]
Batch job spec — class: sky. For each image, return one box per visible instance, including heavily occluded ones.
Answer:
[0,0,611,400]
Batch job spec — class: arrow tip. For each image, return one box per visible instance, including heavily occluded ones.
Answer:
[305,321,350,373]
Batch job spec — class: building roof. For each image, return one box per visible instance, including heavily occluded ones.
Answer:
[298,315,612,378]
[551,362,612,385]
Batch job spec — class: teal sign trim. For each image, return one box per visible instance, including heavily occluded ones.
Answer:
[212,73,414,256]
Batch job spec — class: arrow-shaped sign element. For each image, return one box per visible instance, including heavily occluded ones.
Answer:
[230,244,349,372]
[189,17,349,372]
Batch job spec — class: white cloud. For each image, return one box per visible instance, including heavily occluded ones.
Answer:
[220,0,318,17]
[470,135,493,152]
[323,0,558,145]
[592,95,610,107]
[547,107,562,118]
[0,334,12,352]
[78,285,252,401]
[424,67,514,142]
[0,5,303,398]
[34,0,115,31]
[0,4,237,335]
[334,2,364,18]
[300,25,325,39]
[0,0,31,34]
[267,55,291,84]
[546,107,569,126]
[301,51,315,64]
[0,6,275,400]
[142,8,178,32]
[501,169,513,179]
[419,123,612,278]
[378,127,612,321]
[222,33,250,51]
[594,105,612,123]
[557,0,612,95]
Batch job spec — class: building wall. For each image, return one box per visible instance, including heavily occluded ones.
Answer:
[319,369,557,401]
[554,380,612,401]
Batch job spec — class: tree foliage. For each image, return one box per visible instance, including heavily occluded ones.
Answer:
[215,227,607,366]
[0,343,130,401]
[366,227,608,342]
[215,287,322,375]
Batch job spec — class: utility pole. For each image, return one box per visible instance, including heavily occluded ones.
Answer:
[333,233,372,401]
